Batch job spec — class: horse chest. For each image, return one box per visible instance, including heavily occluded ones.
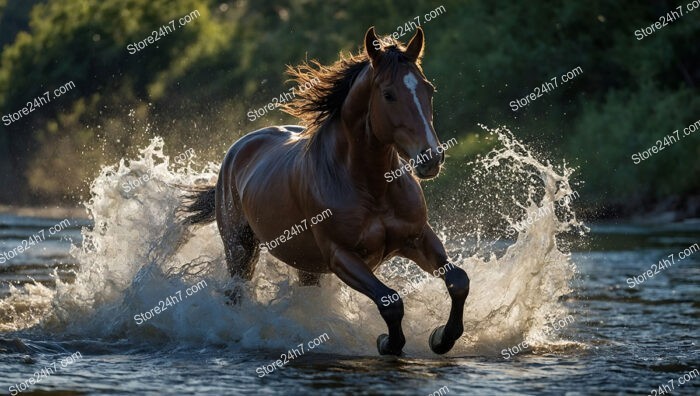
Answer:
[355,212,423,269]
[355,217,385,260]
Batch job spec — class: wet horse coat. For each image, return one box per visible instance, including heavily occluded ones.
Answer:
[184,27,469,355]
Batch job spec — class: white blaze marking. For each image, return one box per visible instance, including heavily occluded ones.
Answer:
[403,71,438,148]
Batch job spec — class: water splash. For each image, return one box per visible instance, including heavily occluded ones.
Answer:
[0,129,585,357]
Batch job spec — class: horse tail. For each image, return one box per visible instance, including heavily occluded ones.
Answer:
[181,184,217,225]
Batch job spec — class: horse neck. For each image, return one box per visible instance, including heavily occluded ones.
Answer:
[335,65,396,197]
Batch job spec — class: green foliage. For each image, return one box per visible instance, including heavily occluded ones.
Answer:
[0,0,697,214]
[569,84,700,207]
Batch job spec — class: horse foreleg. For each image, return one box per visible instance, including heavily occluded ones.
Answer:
[330,248,406,356]
[401,225,470,354]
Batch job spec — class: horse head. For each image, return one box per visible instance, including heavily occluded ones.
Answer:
[364,26,444,179]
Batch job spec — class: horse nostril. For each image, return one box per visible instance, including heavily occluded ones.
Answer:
[417,149,434,166]
[415,148,442,170]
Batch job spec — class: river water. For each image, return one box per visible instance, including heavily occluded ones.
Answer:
[0,132,698,395]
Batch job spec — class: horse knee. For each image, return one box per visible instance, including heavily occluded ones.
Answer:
[445,266,470,300]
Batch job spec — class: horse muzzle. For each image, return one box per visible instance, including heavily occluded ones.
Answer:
[414,148,444,179]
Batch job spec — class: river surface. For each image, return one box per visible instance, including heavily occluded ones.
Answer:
[1,134,699,395]
[0,211,698,396]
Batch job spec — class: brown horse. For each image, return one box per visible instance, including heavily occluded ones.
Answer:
[183,27,469,356]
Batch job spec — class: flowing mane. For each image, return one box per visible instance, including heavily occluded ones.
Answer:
[282,37,415,138]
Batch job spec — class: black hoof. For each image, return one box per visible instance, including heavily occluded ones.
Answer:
[429,325,456,355]
[376,334,403,356]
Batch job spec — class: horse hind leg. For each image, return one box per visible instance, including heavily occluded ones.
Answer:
[216,180,260,302]
[222,223,259,280]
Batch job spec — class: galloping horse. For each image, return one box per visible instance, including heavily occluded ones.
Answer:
[183,27,469,355]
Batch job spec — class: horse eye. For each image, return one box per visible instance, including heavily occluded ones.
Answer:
[383,91,396,102]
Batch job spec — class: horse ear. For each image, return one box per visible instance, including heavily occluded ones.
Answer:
[364,26,380,65]
[405,27,424,63]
